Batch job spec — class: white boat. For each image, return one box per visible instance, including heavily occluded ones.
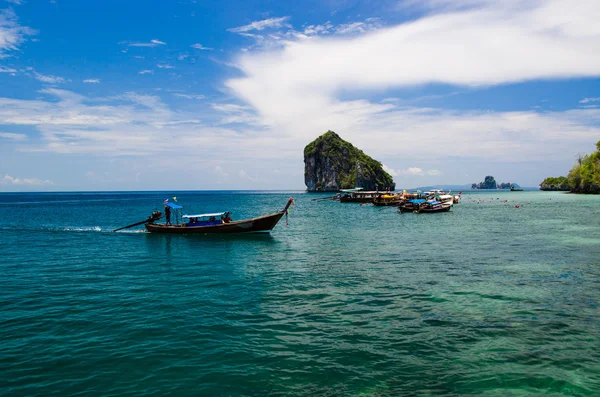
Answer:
[424,189,446,195]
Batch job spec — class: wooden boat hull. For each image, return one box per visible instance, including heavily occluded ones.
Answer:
[417,205,452,213]
[340,197,373,203]
[399,203,419,212]
[145,211,286,234]
[417,200,453,213]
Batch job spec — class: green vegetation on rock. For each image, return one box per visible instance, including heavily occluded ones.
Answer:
[539,176,569,191]
[541,141,600,194]
[304,130,395,192]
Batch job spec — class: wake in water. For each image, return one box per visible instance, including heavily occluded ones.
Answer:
[0,225,147,234]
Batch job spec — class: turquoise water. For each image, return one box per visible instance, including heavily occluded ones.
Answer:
[1,190,599,396]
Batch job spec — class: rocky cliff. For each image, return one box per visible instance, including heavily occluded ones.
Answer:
[304,131,395,192]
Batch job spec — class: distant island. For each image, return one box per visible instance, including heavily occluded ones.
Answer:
[471,175,520,190]
[540,140,600,194]
[304,130,395,192]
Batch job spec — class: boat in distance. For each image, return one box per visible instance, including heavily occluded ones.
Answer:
[339,188,382,203]
[145,198,294,234]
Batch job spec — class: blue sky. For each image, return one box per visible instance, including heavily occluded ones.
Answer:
[0,0,599,191]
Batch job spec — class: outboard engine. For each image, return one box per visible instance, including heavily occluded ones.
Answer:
[148,211,162,223]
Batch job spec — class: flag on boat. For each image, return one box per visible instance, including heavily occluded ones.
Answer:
[173,197,177,202]
[164,198,169,205]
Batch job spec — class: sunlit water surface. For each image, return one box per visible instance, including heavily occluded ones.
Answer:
[1,190,599,396]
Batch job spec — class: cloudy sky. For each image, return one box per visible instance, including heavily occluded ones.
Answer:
[0,0,599,191]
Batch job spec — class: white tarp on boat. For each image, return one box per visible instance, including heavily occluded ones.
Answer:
[183,212,226,219]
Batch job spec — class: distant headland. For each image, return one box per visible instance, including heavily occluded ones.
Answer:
[304,131,395,192]
[471,175,520,190]
[540,140,600,194]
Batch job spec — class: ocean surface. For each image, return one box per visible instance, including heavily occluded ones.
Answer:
[1,190,599,396]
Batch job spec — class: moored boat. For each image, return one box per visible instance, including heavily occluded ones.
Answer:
[372,193,404,206]
[416,199,453,213]
[399,198,453,213]
[399,198,426,212]
[339,188,380,203]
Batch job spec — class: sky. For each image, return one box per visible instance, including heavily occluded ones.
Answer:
[0,0,599,191]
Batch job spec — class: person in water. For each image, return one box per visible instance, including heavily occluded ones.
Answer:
[165,205,172,225]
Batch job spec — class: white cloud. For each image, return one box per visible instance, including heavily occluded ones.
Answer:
[0,89,290,163]
[402,167,424,176]
[382,164,399,176]
[191,43,213,50]
[211,103,260,125]
[0,132,26,140]
[0,86,599,189]
[83,78,100,83]
[303,23,333,36]
[32,70,66,84]
[138,69,153,75]
[0,66,17,73]
[0,9,34,58]
[229,0,600,98]
[157,64,174,69]
[222,0,600,165]
[122,39,166,47]
[334,18,382,35]
[238,169,257,181]
[394,167,440,176]
[228,17,291,33]
[1,174,53,185]
[215,165,229,177]
[5,0,22,4]
[173,93,205,100]
[580,97,600,104]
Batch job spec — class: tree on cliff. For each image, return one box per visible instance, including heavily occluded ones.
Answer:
[304,130,395,192]
[540,140,600,194]
[540,176,569,191]
[566,140,600,193]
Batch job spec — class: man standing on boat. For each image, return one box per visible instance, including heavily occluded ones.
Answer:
[164,199,172,226]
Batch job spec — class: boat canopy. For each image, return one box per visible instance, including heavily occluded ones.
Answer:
[407,199,426,204]
[183,212,226,219]
[166,202,183,209]
[340,188,364,193]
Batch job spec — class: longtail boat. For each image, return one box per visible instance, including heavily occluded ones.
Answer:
[339,188,380,203]
[416,200,453,213]
[372,193,404,206]
[399,198,453,213]
[399,199,426,213]
[145,198,294,234]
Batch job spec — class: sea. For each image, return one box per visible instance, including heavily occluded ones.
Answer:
[1,190,599,396]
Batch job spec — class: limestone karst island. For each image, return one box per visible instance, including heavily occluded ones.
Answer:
[304,131,395,192]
